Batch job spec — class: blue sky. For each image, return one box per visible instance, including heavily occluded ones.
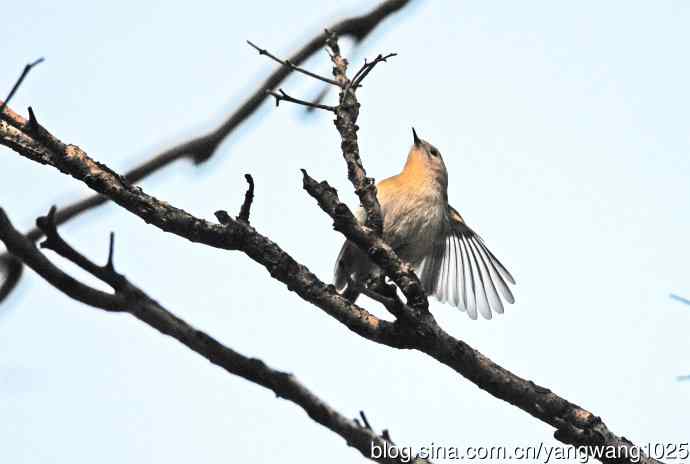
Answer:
[2,1,689,463]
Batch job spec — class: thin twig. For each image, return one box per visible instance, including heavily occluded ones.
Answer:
[267,89,336,112]
[359,411,373,430]
[247,40,341,87]
[0,58,45,116]
[351,53,397,88]
[0,0,413,303]
[106,232,115,271]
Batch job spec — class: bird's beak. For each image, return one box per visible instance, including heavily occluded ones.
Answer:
[412,127,421,146]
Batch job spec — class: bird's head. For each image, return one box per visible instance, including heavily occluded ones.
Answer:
[402,127,448,190]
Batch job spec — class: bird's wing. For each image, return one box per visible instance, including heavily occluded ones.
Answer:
[418,205,515,319]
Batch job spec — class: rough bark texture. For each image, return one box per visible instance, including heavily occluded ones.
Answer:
[0,8,663,463]
[0,105,661,464]
[0,208,427,464]
[0,0,412,302]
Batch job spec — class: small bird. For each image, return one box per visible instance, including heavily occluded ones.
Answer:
[334,128,515,319]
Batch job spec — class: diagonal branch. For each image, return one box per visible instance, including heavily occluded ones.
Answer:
[1,111,400,344]
[253,33,390,239]
[0,106,662,464]
[0,208,127,312]
[351,53,397,88]
[0,207,431,464]
[0,0,413,302]
[255,34,423,316]
[247,40,341,87]
[0,57,44,116]
[267,88,337,112]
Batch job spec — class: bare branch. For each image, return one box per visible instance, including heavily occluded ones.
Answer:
[325,31,386,237]
[267,88,336,112]
[0,107,661,464]
[36,206,129,292]
[258,33,424,318]
[0,0,413,302]
[106,231,115,271]
[0,57,44,116]
[0,208,126,312]
[352,53,397,88]
[247,40,341,87]
[0,208,429,464]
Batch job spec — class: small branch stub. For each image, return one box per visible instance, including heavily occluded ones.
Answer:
[214,210,232,225]
[237,174,255,223]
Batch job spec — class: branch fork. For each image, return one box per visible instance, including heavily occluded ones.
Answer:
[0,8,664,463]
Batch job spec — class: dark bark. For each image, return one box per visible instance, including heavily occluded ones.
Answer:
[0,95,660,464]
[0,11,663,463]
[0,207,429,464]
[0,0,412,302]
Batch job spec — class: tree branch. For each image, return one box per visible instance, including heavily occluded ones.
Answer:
[326,31,387,238]
[252,33,389,238]
[0,105,661,464]
[255,34,426,316]
[351,53,397,88]
[0,57,44,116]
[0,0,413,302]
[247,40,341,87]
[267,88,337,112]
[0,207,431,464]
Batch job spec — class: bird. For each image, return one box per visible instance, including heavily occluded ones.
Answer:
[334,128,515,319]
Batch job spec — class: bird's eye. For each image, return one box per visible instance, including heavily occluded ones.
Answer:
[429,147,439,157]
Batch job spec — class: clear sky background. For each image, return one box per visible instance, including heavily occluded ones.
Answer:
[2,1,689,463]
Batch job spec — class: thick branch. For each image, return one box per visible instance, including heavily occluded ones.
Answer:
[0,110,661,464]
[0,0,412,301]
[0,208,429,464]
[0,115,399,345]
